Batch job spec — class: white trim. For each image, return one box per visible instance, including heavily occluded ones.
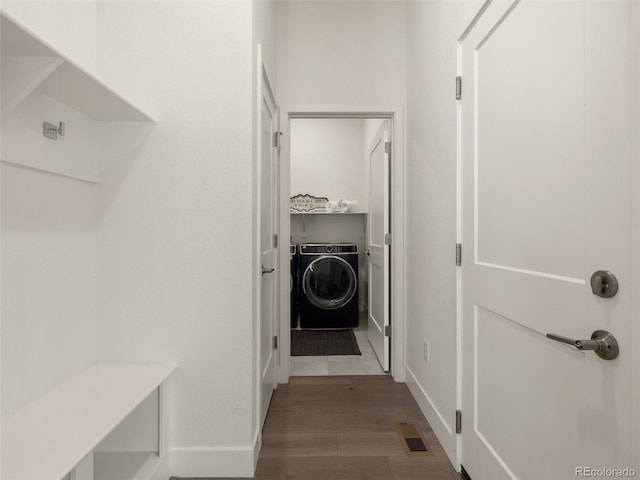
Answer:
[253,427,263,470]
[170,429,261,478]
[455,37,464,474]
[149,454,170,480]
[252,45,262,471]
[158,380,171,475]
[278,104,406,383]
[253,44,279,456]
[405,366,456,464]
[631,0,640,471]
[169,440,259,478]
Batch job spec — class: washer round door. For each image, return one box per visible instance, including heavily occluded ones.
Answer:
[302,256,357,310]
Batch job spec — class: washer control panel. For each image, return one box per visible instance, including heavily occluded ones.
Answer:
[300,243,358,255]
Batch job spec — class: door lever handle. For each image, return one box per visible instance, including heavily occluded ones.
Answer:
[262,266,275,276]
[546,330,619,360]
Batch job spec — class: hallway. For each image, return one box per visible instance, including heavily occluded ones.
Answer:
[176,376,460,480]
[2,1,638,478]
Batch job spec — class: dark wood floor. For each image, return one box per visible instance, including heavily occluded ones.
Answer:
[179,375,461,480]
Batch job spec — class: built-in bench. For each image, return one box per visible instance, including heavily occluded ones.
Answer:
[2,363,176,480]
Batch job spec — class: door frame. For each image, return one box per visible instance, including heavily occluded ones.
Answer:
[253,45,279,463]
[454,4,489,470]
[277,105,406,383]
[632,0,640,469]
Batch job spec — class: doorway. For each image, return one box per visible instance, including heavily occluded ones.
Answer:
[277,107,406,384]
[288,118,388,376]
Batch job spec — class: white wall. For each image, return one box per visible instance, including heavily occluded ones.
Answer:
[277,0,405,362]
[1,0,97,74]
[96,2,256,477]
[1,165,97,418]
[404,0,483,466]
[291,118,367,209]
[276,0,406,105]
[253,0,277,86]
[1,1,98,418]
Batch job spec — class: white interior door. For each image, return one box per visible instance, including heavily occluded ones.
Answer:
[259,59,278,427]
[368,123,390,372]
[460,1,633,479]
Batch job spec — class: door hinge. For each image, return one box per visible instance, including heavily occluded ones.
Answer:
[273,336,278,349]
[456,410,462,434]
[273,131,282,148]
[384,325,392,337]
[274,234,278,248]
[456,243,462,266]
[384,141,391,154]
[456,76,462,100]
[384,233,392,245]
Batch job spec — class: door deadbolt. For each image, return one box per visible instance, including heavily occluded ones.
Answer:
[590,271,618,298]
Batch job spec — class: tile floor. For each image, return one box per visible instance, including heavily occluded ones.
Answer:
[175,375,461,480]
[290,312,387,376]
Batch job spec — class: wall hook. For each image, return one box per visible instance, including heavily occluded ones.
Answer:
[43,121,65,140]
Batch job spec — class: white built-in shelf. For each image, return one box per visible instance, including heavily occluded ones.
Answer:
[290,211,367,215]
[94,452,161,480]
[0,12,155,183]
[0,13,153,121]
[1,363,176,480]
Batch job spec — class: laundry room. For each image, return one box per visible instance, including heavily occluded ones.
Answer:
[289,117,390,376]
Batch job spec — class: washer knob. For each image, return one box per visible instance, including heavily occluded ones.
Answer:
[325,245,334,253]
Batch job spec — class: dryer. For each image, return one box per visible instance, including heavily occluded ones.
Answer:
[299,243,359,329]
[290,244,298,328]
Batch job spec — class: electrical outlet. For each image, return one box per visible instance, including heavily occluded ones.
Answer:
[423,340,430,363]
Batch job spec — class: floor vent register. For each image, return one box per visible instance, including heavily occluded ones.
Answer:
[396,423,433,456]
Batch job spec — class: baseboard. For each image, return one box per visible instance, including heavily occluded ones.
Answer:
[253,427,262,470]
[150,454,170,480]
[405,365,456,464]
[461,465,473,480]
[170,433,260,478]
